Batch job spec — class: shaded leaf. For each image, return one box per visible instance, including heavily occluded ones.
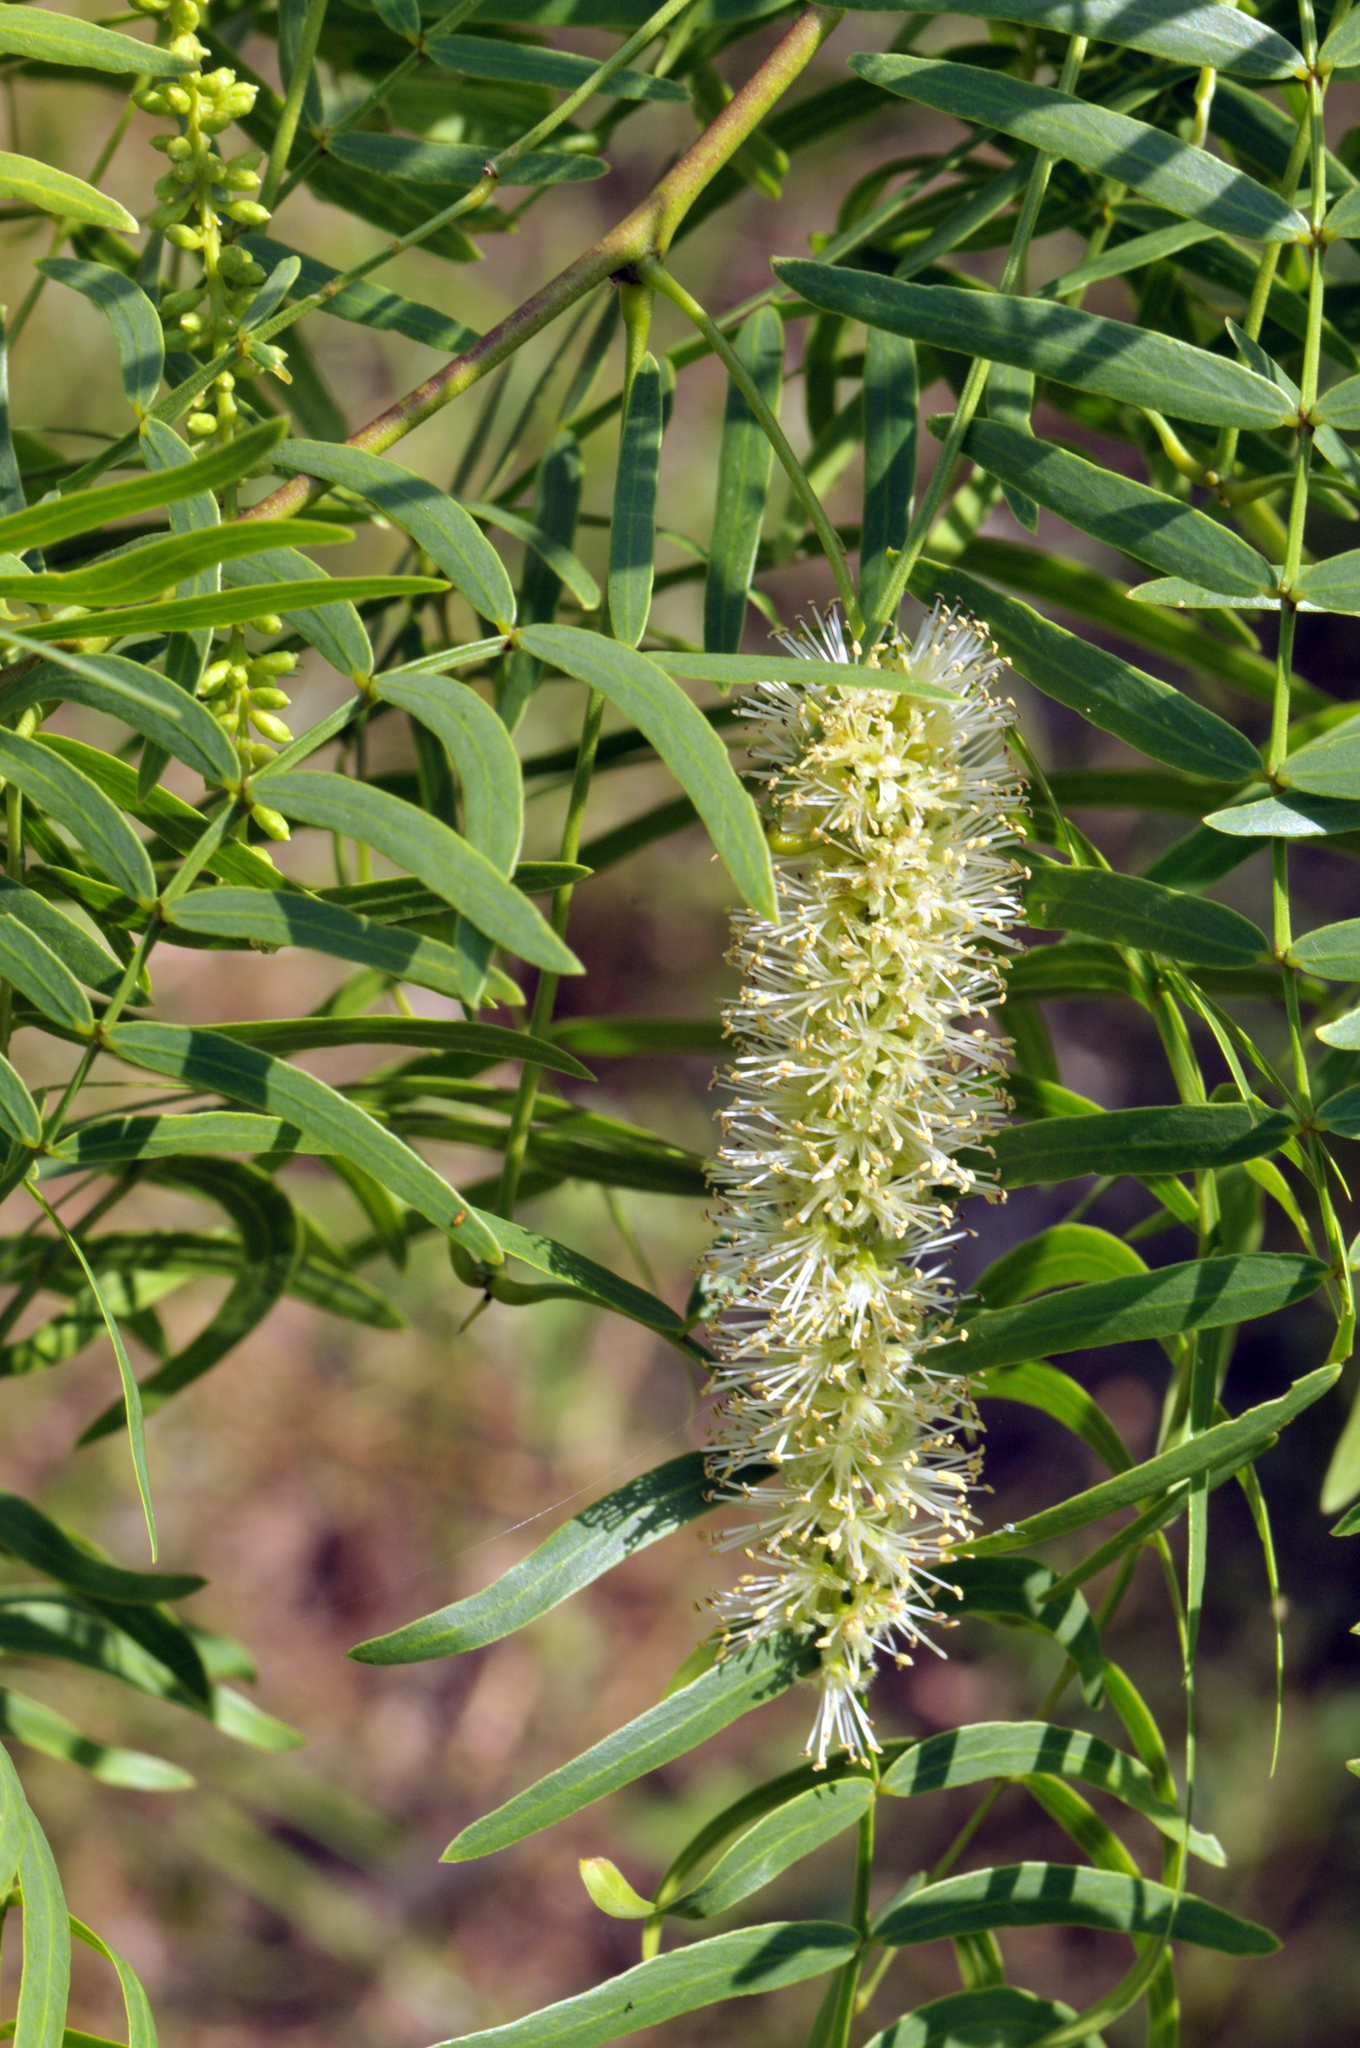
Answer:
[776,262,1293,428]
[865,1986,1104,2048]
[670,1778,875,1919]
[1025,865,1266,964]
[37,260,162,415]
[0,150,134,233]
[0,735,154,906]
[609,354,664,648]
[840,0,1303,74]
[0,651,239,788]
[704,306,783,653]
[856,57,1306,243]
[985,1105,1294,1185]
[872,1860,1274,1953]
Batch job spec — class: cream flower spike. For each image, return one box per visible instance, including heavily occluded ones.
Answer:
[698,600,1029,1768]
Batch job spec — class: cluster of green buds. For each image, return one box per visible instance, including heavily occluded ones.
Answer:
[197,627,297,836]
[130,0,278,438]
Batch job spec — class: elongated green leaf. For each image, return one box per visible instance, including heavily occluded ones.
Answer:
[0,150,134,233]
[882,1722,1214,1858]
[0,1490,199,1601]
[221,547,373,681]
[1287,919,1360,979]
[102,1022,504,1263]
[240,234,478,354]
[976,1360,1135,1476]
[3,575,442,643]
[1317,1011,1360,1050]
[1025,864,1267,964]
[433,1922,857,2048]
[461,1212,692,1344]
[777,263,1292,430]
[964,1363,1338,1559]
[263,773,575,972]
[1322,6,1360,65]
[166,887,495,1006]
[0,519,342,605]
[37,260,162,415]
[217,1016,585,1063]
[671,1779,875,1918]
[444,1633,812,1861]
[33,735,279,892]
[1295,553,1360,615]
[861,328,917,620]
[932,1256,1325,1379]
[973,1225,1147,1311]
[69,1918,156,2048]
[962,419,1274,597]
[12,1763,70,2048]
[1281,725,1360,797]
[986,1106,1293,1186]
[1203,789,1360,837]
[426,32,689,98]
[373,674,523,869]
[549,1015,726,1057]
[274,441,516,630]
[0,1686,191,1792]
[705,305,783,653]
[0,1049,40,1148]
[0,651,239,787]
[460,501,599,612]
[0,9,192,74]
[0,419,284,557]
[351,1452,714,1665]
[936,1557,1106,1702]
[872,1861,1274,1953]
[0,735,153,906]
[1311,371,1360,428]
[49,1113,306,1166]
[859,57,1305,242]
[327,135,608,185]
[653,650,956,702]
[516,627,776,919]
[841,0,1302,74]
[912,561,1261,782]
[0,920,91,1034]
[609,355,663,648]
[865,1987,1103,2048]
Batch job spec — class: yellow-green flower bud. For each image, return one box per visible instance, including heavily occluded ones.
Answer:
[186,411,217,438]
[249,802,291,841]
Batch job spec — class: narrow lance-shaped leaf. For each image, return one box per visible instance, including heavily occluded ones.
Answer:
[961,1363,1339,1557]
[0,1050,40,1148]
[854,57,1307,244]
[0,734,155,906]
[962,417,1276,597]
[705,305,784,653]
[426,32,691,99]
[936,1558,1106,1702]
[260,773,577,973]
[1,576,443,643]
[0,9,194,74]
[350,1452,716,1665]
[837,0,1304,76]
[609,354,664,649]
[273,440,517,631]
[327,134,610,185]
[373,674,523,870]
[654,650,956,702]
[1025,864,1268,964]
[240,234,479,356]
[221,546,373,682]
[516,626,777,920]
[101,1022,504,1265]
[669,1779,876,1918]
[0,518,345,606]
[37,260,163,416]
[0,150,135,233]
[871,1861,1276,1954]
[864,1989,1103,2048]
[10,1756,70,2048]
[881,1722,1220,1860]
[0,1687,192,1793]
[0,919,92,1035]
[165,888,501,1008]
[930,1254,1325,1377]
[911,561,1263,783]
[443,1634,813,1861]
[982,1105,1294,1187]
[0,651,239,788]
[777,262,1294,431]
[431,1924,858,2048]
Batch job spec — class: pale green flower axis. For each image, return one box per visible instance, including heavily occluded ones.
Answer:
[700,602,1029,1766]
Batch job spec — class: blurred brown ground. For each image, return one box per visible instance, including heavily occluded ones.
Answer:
[0,17,1358,2046]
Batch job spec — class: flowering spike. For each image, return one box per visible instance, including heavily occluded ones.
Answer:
[698,601,1028,1768]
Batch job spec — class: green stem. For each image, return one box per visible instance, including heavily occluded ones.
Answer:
[260,0,330,211]
[814,1802,874,2048]
[861,34,1088,636]
[0,780,18,1057]
[640,256,862,631]
[493,688,606,1217]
